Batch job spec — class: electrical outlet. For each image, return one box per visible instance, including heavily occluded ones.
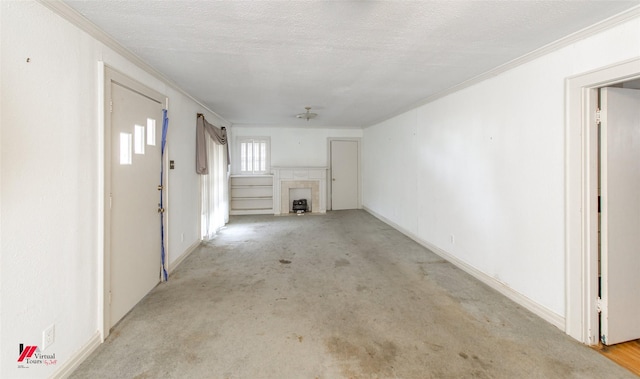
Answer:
[42,324,55,350]
[450,234,455,244]
[181,233,184,242]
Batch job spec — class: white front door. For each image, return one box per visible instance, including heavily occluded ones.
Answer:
[107,70,164,330]
[600,87,640,345]
[330,140,359,210]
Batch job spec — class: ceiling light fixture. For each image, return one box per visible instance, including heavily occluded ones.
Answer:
[296,106,317,121]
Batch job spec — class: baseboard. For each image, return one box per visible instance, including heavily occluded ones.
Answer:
[363,206,566,331]
[230,209,274,215]
[168,240,201,275]
[51,331,101,379]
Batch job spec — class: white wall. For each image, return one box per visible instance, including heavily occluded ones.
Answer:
[0,2,226,377]
[363,14,640,325]
[163,94,229,267]
[231,125,362,170]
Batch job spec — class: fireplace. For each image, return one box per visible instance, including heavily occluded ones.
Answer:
[272,167,327,215]
[280,180,319,214]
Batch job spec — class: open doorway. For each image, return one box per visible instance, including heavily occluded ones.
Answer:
[596,82,640,345]
[595,82,640,376]
[565,58,640,375]
[565,58,640,346]
[597,84,640,348]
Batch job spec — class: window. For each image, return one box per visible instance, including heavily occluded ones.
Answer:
[147,118,156,146]
[201,136,228,239]
[134,124,145,154]
[119,132,132,165]
[237,137,270,174]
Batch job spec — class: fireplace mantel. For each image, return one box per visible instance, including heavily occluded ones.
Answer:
[272,167,327,215]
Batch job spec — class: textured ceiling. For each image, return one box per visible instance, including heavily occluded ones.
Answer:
[64,0,640,127]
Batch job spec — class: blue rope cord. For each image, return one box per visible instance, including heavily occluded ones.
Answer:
[160,109,169,281]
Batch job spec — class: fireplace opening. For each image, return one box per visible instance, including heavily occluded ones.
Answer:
[292,199,308,214]
[289,188,312,213]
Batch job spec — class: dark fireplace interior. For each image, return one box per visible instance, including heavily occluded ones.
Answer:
[292,199,308,213]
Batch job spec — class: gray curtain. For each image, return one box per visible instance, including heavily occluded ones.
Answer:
[196,114,229,175]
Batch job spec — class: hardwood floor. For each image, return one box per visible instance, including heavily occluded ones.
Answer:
[596,339,640,376]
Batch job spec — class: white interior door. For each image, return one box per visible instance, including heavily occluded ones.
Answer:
[331,140,359,210]
[600,87,640,345]
[109,75,163,328]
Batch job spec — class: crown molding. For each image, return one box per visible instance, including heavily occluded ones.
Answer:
[37,0,230,126]
[367,5,640,127]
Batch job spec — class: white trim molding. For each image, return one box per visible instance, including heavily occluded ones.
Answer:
[169,240,202,275]
[37,0,228,125]
[51,332,101,379]
[367,5,640,127]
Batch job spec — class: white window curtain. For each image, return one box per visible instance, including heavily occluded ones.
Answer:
[201,135,229,240]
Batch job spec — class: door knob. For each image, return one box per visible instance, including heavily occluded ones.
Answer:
[332,178,336,181]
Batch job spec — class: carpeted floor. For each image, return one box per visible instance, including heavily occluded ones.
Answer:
[70,210,635,378]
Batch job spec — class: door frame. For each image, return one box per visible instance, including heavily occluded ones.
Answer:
[565,57,640,345]
[327,138,361,211]
[102,66,168,339]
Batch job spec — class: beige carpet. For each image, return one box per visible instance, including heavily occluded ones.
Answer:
[70,210,635,378]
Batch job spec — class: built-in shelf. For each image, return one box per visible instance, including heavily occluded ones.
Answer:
[230,175,274,215]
